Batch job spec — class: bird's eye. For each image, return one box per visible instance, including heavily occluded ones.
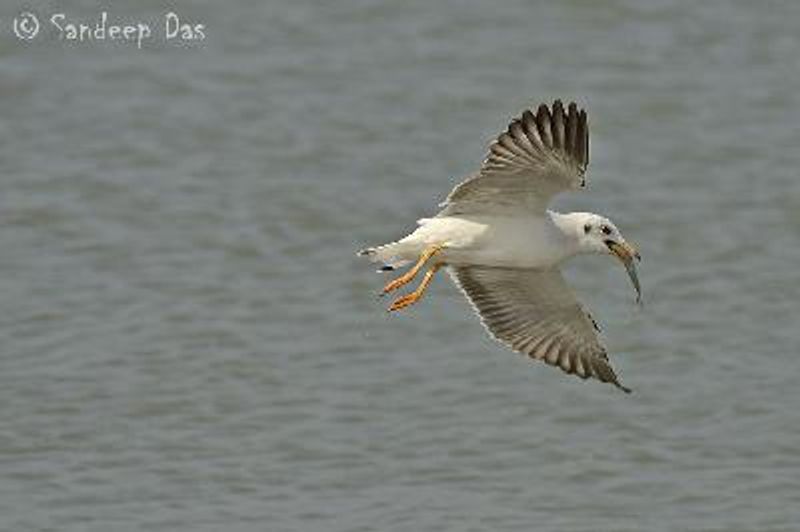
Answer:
[601,225,612,235]
[584,224,592,234]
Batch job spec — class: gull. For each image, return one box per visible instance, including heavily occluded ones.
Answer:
[358,100,641,392]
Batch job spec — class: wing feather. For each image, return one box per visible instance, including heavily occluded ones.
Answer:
[448,266,631,392]
[550,100,565,150]
[565,102,578,155]
[439,100,589,216]
[536,104,553,148]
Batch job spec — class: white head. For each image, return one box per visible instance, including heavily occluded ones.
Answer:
[569,212,642,301]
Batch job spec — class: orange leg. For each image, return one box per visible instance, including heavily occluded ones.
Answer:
[381,244,444,296]
[387,263,443,312]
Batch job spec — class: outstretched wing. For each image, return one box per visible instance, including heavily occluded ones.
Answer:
[439,100,589,216]
[449,265,630,392]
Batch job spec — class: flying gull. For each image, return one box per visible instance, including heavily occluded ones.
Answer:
[358,100,641,392]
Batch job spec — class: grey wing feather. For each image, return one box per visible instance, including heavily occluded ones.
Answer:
[448,266,630,393]
[439,100,589,216]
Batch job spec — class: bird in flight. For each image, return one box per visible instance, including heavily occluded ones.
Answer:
[358,100,641,392]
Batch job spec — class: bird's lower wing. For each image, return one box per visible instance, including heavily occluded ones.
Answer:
[448,266,630,392]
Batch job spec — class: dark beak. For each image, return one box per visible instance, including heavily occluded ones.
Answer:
[605,240,642,303]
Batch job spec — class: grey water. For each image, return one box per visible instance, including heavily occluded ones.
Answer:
[1,1,799,530]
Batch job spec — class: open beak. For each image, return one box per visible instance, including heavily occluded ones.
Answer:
[606,240,642,303]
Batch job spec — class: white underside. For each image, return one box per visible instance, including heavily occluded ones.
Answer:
[372,211,576,269]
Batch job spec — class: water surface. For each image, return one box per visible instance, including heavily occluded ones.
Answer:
[1,1,799,530]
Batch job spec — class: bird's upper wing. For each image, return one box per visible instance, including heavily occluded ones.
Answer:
[438,100,589,216]
[449,265,630,392]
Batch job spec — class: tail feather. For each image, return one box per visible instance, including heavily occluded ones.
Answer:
[356,243,410,269]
